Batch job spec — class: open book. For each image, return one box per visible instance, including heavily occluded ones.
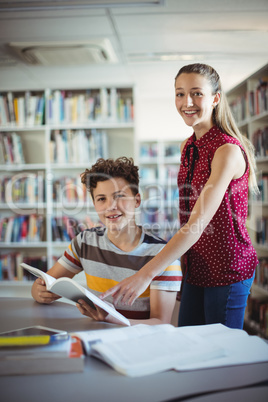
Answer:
[73,323,268,377]
[21,263,130,327]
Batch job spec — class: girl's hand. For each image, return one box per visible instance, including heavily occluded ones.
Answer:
[100,270,152,306]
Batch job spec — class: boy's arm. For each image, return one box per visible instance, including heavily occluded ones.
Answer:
[128,289,177,326]
[31,261,75,304]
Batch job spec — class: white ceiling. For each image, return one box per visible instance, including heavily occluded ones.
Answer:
[0,0,267,94]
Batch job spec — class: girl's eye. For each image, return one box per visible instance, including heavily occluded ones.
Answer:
[176,93,184,97]
[96,197,105,202]
[193,92,202,96]
[115,194,124,199]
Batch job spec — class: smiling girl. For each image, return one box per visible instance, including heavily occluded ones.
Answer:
[101,63,259,330]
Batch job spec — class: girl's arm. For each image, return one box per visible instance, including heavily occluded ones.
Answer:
[100,143,246,306]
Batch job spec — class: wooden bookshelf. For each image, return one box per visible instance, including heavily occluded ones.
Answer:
[0,86,136,286]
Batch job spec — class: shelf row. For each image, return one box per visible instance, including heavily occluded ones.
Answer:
[0,128,109,166]
[228,71,268,123]
[0,87,134,127]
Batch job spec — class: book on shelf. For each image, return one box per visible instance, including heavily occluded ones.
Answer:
[7,92,16,125]
[164,144,181,159]
[0,95,9,126]
[49,129,108,164]
[246,294,268,339]
[229,77,268,122]
[1,173,45,204]
[72,322,268,377]
[53,175,86,204]
[255,257,268,290]
[140,167,158,181]
[0,214,45,243]
[0,334,84,376]
[0,91,45,127]
[256,217,268,245]
[46,87,133,124]
[252,126,268,158]
[51,216,97,242]
[20,263,130,327]
[0,253,47,281]
[254,174,268,202]
[0,132,25,164]
[140,143,158,159]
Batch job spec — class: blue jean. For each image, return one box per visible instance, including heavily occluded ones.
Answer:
[178,274,255,329]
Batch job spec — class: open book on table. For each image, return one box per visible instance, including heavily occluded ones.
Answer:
[73,323,268,377]
[21,263,130,327]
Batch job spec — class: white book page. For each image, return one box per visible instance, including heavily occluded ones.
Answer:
[90,330,225,377]
[174,330,268,371]
[50,278,131,326]
[73,324,175,355]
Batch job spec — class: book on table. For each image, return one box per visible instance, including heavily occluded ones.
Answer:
[20,263,130,327]
[72,323,268,377]
[0,334,84,376]
[0,325,68,347]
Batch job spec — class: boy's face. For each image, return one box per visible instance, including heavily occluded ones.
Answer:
[92,177,141,233]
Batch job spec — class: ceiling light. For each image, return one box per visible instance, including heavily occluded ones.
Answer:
[160,54,203,61]
[128,53,206,63]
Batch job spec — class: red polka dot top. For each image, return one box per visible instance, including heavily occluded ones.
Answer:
[178,125,258,287]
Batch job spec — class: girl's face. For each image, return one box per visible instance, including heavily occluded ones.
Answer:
[175,72,220,135]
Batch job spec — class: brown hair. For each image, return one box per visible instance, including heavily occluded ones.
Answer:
[175,63,258,193]
[81,157,139,198]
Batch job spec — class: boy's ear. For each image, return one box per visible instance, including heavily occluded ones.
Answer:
[135,193,141,208]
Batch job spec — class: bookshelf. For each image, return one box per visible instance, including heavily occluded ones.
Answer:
[0,86,135,287]
[138,140,181,241]
[227,63,268,338]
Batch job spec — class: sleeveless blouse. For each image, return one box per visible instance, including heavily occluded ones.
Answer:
[177,126,258,287]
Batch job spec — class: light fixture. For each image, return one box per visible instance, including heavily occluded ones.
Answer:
[8,40,118,65]
[128,53,206,63]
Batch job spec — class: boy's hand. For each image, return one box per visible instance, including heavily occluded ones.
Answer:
[34,278,60,304]
[100,270,151,306]
[76,299,109,322]
[76,300,126,326]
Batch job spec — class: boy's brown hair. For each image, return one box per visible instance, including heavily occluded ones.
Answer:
[81,157,139,198]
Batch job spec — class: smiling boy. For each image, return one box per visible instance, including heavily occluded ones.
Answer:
[31,157,182,326]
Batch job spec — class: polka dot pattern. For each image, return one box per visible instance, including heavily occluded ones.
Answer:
[177,126,258,287]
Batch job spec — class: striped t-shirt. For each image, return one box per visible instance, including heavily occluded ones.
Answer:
[58,227,182,319]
